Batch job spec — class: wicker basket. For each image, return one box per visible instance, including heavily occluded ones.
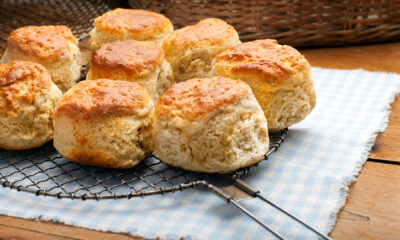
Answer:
[129,0,400,47]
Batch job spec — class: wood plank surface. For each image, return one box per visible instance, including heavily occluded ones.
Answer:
[0,225,70,240]
[301,42,400,73]
[0,215,141,240]
[369,96,400,162]
[330,161,400,240]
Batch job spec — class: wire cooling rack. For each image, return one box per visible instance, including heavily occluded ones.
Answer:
[0,130,287,199]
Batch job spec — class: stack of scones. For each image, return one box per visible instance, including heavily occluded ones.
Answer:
[0,8,316,173]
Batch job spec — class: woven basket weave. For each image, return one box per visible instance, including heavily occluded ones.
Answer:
[129,0,400,47]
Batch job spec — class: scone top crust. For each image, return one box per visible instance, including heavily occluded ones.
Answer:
[91,40,164,77]
[163,18,238,50]
[95,8,172,37]
[0,61,51,113]
[7,25,78,61]
[54,79,151,120]
[156,77,249,121]
[213,39,310,86]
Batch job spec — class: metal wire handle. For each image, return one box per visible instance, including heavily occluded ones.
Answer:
[208,179,331,240]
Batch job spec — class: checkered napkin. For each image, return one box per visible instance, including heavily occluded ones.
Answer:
[0,68,399,239]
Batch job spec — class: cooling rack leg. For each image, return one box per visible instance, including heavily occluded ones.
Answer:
[229,199,285,240]
[234,179,332,240]
[255,193,331,240]
[206,183,286,240]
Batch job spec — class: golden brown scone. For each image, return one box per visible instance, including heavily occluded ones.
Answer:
[0,25,81,92]
[53,79,154,168]
[163,18,240,82]
[212,39,316,131]
[88,8,173,52]
[86,40,174,101]
[153,77,269,174]
[0,61,62,150]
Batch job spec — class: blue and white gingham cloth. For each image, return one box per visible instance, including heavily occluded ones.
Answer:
[0,68,399,239]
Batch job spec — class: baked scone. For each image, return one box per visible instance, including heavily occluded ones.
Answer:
[212,39,316,131]
[153,77,269,173]
[86,40,174,101]
[0,61,62,150]
[88,8,173,52]
[0,25,81,92]
[163,18,240,82]
[53,79,153,168]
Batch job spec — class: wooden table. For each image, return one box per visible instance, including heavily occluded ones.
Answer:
[1,42,399,239]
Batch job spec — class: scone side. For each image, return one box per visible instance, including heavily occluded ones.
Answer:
[153,84,269,173]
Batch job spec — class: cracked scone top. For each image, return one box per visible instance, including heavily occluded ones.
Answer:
[156,76,249,122]
[163,18,238,50]
[153,77,269,173]
[86,40,174,102]
[95,9,171,37]
[88,8,173,50]
[213,39,316,130]
[90,40,163,78]
[54,79,151,120]
[162,18,240,82]
[6,25,77,61]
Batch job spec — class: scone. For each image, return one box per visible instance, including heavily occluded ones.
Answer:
[88,8,173,52]
[153,77,269,174]
[212,39,316,131]
[86,40,174,101]
[53,79,153,168]
[163,18,240,82]
[0,61,62,150]
[0,25,81,92]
